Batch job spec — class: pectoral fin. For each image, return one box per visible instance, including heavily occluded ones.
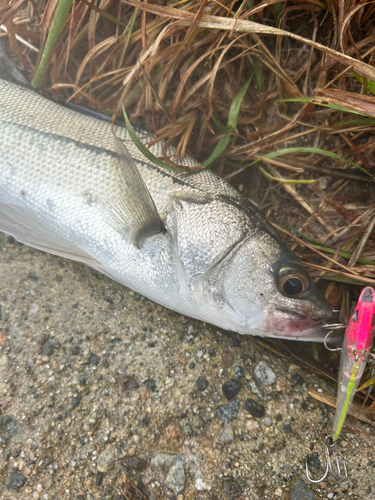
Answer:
[105,136,164,248]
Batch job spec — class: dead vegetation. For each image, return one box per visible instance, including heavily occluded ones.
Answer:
[1,0,375,402]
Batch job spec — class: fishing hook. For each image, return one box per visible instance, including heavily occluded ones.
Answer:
[324,330,343,352]
[305,436,348,483]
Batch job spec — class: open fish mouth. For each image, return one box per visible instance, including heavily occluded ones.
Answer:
[267,307,336,340]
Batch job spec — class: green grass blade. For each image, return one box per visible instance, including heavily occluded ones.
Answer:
[117,8,138,70]
[32,0,73,88]
[284,223,321,244]
[227,76,253,132]
[122,106,194,172]
[286,223,375,265]
[357,376,375,392]
[203,136,230,167]
[80,0,129,27]
[309,245,375,266]
[273,2,283,22]
[211,114,227,133]
[204,77,252,166]
[353,72,375,95]
[234,146,371,177]
[247,146,371,177]
[280,97,367,116]
[336,118,375,126]
[258,166,316,184]
[251,55,263,93]
[320,275,375,286]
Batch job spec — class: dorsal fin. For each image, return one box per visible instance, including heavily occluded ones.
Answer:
[0,41,30,87]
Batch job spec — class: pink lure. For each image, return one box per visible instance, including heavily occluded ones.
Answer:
[345,287,375,361]
[333,286,375,442]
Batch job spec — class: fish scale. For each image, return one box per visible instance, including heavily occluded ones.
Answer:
[0,77,335,339]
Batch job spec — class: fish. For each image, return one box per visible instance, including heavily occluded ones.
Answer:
[0,49,334,341]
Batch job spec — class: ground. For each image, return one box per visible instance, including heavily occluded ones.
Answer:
[0,233,374,500]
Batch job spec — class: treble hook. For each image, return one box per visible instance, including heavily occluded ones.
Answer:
[324,330,343,352]
[305,436,348,483]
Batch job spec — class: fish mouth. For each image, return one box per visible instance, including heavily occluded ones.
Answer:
[266,307,335,340]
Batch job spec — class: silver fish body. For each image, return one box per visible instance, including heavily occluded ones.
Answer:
[0,78,333,340]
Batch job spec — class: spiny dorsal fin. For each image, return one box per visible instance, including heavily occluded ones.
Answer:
[0,41,30,87]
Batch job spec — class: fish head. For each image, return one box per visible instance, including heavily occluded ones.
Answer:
[173,195,334,340]
[202,231,334,340]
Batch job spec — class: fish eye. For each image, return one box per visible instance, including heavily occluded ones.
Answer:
[352,310,358,322]
[283,277,303,295]
[279,267,310,298]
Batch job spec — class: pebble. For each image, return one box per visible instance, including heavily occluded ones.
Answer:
[181,421,193,436]
[89,354,100,365]
[218,426,234,444]
[290,480,315,500]
[291,372,305,385]
[234,365,245,379]
[195,477,211,491]
[247,380,262,398]
[42,339,60,355]
[159,423,184,449]
[224,479,243,500]
[44,478,52,489]
[306,452,321,468]
[150,453,185,495]
[125,455,148,472]
[29,303,39,315]
[143,378,157,392]
[216,400,239,423]
[222,351,234,369]
[7,471,27,490]
[262,415,273,427]
[275,488,283,496]
[0,415,24,437]
[276,375,291,392]
[254,361,276,386]
[196,376,208,391]
[282,424,292,433]
[244,399,265,418]
[228,338,241,348]
[222,378,241,400]
[119,376,139,393]
[246,419,260,432]
[96,446,115,472]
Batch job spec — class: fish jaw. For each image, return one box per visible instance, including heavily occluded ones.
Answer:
[265,306,333,341]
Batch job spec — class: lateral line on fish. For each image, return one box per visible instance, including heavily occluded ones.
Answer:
[0,120,119,160]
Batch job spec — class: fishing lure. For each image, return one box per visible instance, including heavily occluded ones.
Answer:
[306,286,375,483]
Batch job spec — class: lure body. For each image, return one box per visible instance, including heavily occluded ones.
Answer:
[333,287,375,440]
